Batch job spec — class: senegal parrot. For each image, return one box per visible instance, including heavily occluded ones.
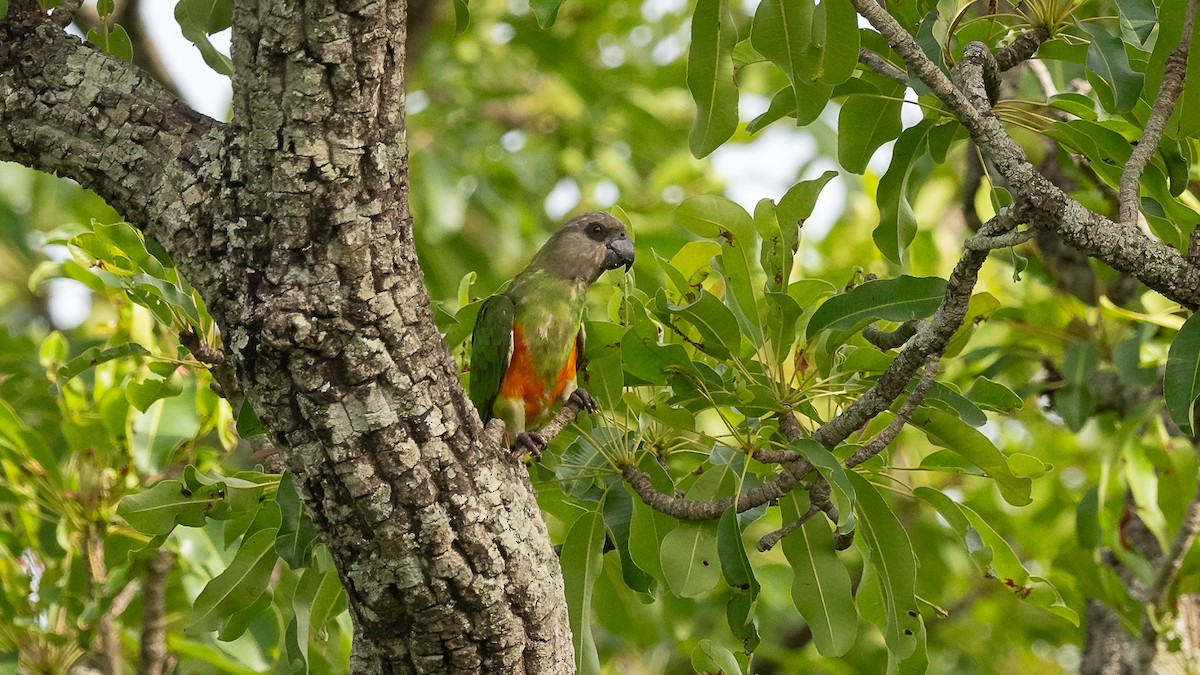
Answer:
[470,212,635,457]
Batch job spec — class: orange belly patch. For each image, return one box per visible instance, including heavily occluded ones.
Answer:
[499,325,578,424]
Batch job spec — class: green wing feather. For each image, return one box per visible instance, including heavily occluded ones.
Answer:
[469,294,515,421]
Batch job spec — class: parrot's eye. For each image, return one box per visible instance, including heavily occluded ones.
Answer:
[587,222,606,240]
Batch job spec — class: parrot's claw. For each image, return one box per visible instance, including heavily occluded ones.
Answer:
[568,388,599,413]
[511,432,547,460]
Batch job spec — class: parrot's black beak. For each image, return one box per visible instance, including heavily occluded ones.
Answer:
[605,235,636,273]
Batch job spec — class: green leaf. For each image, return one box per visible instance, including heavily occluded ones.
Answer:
[453,0,470,34]
[777,170,839,231]
[627,494,675,586]
[910,407,1033,507]
[1083,24,1144,113]
[926,382,988,428]
[968,377,1024,412]
[182,466,274,519]
[1057,341,1099,432]
[131,380,201,474]
[1048,93,1098,121]
[175,0,234,76]
[531,0,566,28]
[602,488,654,593]
[1166,312,1200,435]
[1117,0,1157,43]
[875,119,935,263]
[676,194,753,240]
[691,639,742,675]
[276,472,320,569]
[915,11,946,77]
[290,566,347,673]
[718,254,766,351]
[174,0,232,34]
[117,479,224,536]
[561,510,605,675]
[747,86,798,133]
[188,528,280,637]
[38,330,67,369]
[236,400,268,437]
[677,195,765,345]
[806,275,947,339]
[1062,341,1099,386]
[126,371,185,412]
[687,0,739,158]
[791,439,856,533]
[717,508,758,592]
[780,493,857,657]
[754,200,793,294]
[56,343,151,386]
[86,25,133,61]
[915,487,1079,625]
[661,522,720,597]
[765,292,802,367]
[849,473,920,659]
[837,85,905,174]
[621,320,697,386]
[664,290,742,360]
[820,0,859,85]
[1173,18,1200,138]
[751,0,817,117]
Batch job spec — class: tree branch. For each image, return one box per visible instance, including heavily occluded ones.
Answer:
[51,0,84,28]
[858,48,907,84]
[0,6,225,290]
[757,504,819,551]
[623,209,1022,521]
[994,27,1050,72]
[137,549,173,675]
[964,227,1036,251]
[845,352,942,468]
[863,320,919,350]
[851,0,1200,308]
[1119,0,1198,228]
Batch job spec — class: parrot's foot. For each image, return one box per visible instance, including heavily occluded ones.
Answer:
[511,432,547,460]
[568,388,599,413]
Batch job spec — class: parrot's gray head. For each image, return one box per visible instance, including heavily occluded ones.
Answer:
[535,212,635,284]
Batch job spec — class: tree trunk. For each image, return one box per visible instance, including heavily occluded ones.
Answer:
[0,0,575,671]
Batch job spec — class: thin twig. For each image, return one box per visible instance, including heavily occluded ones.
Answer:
[994,27,1050,72]
[138,549,174,675]
[84,531,121,675]
[1119,0,1199,228]
[753,448,800,464]
[51,0,84,27]
[863,320,920,350]
[964,227,1036,251]
[757,504,819,551]
[845,352,942,468]
[859,48,907,84]
[777,405,805,442]
[1133,443,1200,674]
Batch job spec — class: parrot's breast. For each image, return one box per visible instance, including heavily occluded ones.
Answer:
[498,324,579,428]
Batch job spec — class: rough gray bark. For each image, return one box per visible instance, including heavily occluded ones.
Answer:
[0,0,574,672]
[137,549,173,675]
